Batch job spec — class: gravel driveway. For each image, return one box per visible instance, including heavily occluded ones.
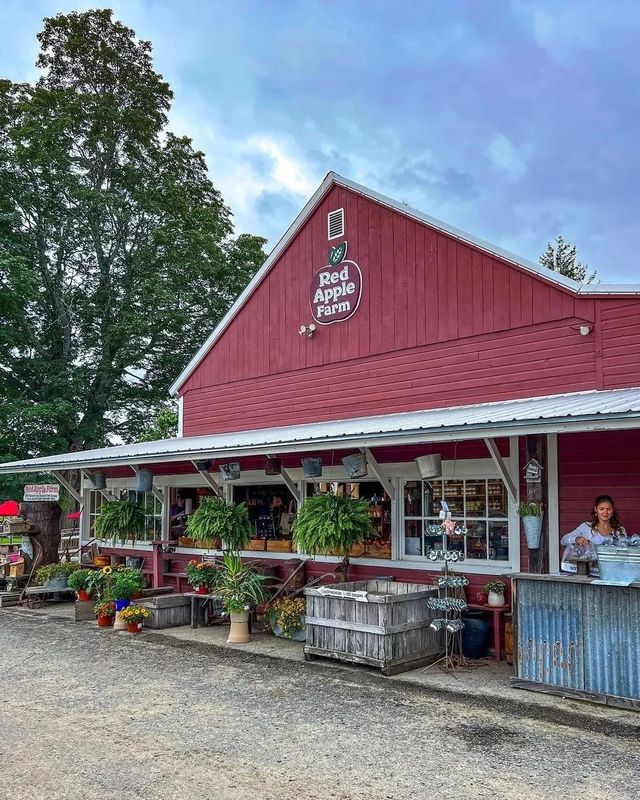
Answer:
[1,608,637,800]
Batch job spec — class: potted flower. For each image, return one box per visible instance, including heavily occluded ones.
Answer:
[118,604,150,634]
[518,501,544,549]
[484,579,507,607]
[185,560,218,594]
[94,599,116,627]
[215,553,268,643]
[86,566,111,601]
[93,499,147,547]
[264,597,306,641]
[293,493,372,581]
[67,568,94,601]
[187,497,252,552]
[35,562,80,590]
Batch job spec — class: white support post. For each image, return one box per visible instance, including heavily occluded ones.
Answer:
[265,455,301,504]
[362,448,396,502]
[51,470,83,506]
[190,461,223,497]
[547,433,560,573]
[483,438,517,503]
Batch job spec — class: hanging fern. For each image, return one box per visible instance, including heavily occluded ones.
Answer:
[293,493,372,579]
[93,499,147,546]
[187,497,252,553]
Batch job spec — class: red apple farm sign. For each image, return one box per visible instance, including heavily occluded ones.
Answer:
[310,245,362,325]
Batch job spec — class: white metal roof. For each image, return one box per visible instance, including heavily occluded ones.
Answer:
[2,387,640,474]
[169,172,640,396]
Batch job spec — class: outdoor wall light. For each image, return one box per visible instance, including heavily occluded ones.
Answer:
[579,325,592,336]
[298,323,316,337]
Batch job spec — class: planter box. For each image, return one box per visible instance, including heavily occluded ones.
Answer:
[139,593,191,629]
[304,580,441,675]
[75,600,96,622]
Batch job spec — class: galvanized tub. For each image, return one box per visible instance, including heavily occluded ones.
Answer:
[596,546,640,584]
[304,580,441,675]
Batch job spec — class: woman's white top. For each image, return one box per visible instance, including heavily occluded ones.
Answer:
[560,522,627,573]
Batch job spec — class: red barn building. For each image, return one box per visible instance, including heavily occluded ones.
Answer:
[3,172,640,598]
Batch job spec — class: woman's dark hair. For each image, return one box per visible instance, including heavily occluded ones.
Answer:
[590,495,623,532]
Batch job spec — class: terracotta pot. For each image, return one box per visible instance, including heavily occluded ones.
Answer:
[227,610,250,643]
[127,622,143,634]
[78,590,91,602]
[195,586,209,595]
[97,614,113,628]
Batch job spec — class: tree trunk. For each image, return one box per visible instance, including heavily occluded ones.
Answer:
[21,502,61,566]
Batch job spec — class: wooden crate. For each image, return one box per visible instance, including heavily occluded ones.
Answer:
[139,594,191,629]
[266,539,293,553]
[304,580,441,675]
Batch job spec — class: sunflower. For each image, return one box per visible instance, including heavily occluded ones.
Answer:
[101,566,113,575]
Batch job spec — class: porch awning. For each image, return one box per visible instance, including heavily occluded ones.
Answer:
[1,386,639,474]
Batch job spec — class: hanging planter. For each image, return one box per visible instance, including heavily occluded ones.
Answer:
[134,469,153,492]
[265,457,282,476]
[415,454,442,480]
[518,502,544,549]
[219,462,241,481]
[302,457,322,478]
[341,452,368,479]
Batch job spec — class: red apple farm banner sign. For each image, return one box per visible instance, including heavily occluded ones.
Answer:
[310,242,362,325]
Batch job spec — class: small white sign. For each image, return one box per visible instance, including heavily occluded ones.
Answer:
[23,484,60,502]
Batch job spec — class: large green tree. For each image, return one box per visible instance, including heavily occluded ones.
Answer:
[0,10,266,491]
[540,235,597,284]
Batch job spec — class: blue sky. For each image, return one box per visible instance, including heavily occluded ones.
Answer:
[2,1,640,283]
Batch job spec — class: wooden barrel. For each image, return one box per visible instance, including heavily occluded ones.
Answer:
[504,615,514,665]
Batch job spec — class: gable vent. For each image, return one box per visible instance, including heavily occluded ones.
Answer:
[327,208,344,240]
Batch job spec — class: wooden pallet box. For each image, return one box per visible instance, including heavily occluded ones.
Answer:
[139,593,191,629]
[304,580,441,675]
[75,600,96,622]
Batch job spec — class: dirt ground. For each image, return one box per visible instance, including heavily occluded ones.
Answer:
[1,607,638,800]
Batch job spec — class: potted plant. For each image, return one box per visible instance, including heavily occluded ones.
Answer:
[185,560,218,594]
[118,604,150,634]
[484,579,506,607]
[67,568,94,601]
[35,562,79,590]
[93,499,146,546]
[112,567,146,605]
[263,597,306,641]
[215,553,268,643]
[94,599,116,627]
[187,497,252,552]
[86,566,112,601]
[293,493,372,581]
[518,502,544,549]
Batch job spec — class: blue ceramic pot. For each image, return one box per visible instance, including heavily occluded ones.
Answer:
[114,599,131,612]
[461,610,490,659]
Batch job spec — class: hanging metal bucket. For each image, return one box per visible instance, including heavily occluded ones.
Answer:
[342,452,368,479]
[415,454,442,480]
[134,469,153,492]
[89,471,106,490]
[220,462,241,481]
[522,515,543,549]
[302,457,322,478]
[265,457,282,476]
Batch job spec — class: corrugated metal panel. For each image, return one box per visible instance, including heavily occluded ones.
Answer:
[1,387,640,473]
[515,580,584,689]
[583,584,640,700]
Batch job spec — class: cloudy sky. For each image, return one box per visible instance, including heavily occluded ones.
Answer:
[2,1,639,282]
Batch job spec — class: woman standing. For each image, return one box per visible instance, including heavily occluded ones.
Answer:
[560,495,626,572]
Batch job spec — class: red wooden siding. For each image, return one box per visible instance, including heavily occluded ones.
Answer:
[557,430,640,564]
[601,302,640,389]
[182,318,596,435]
[180,183,640,435]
